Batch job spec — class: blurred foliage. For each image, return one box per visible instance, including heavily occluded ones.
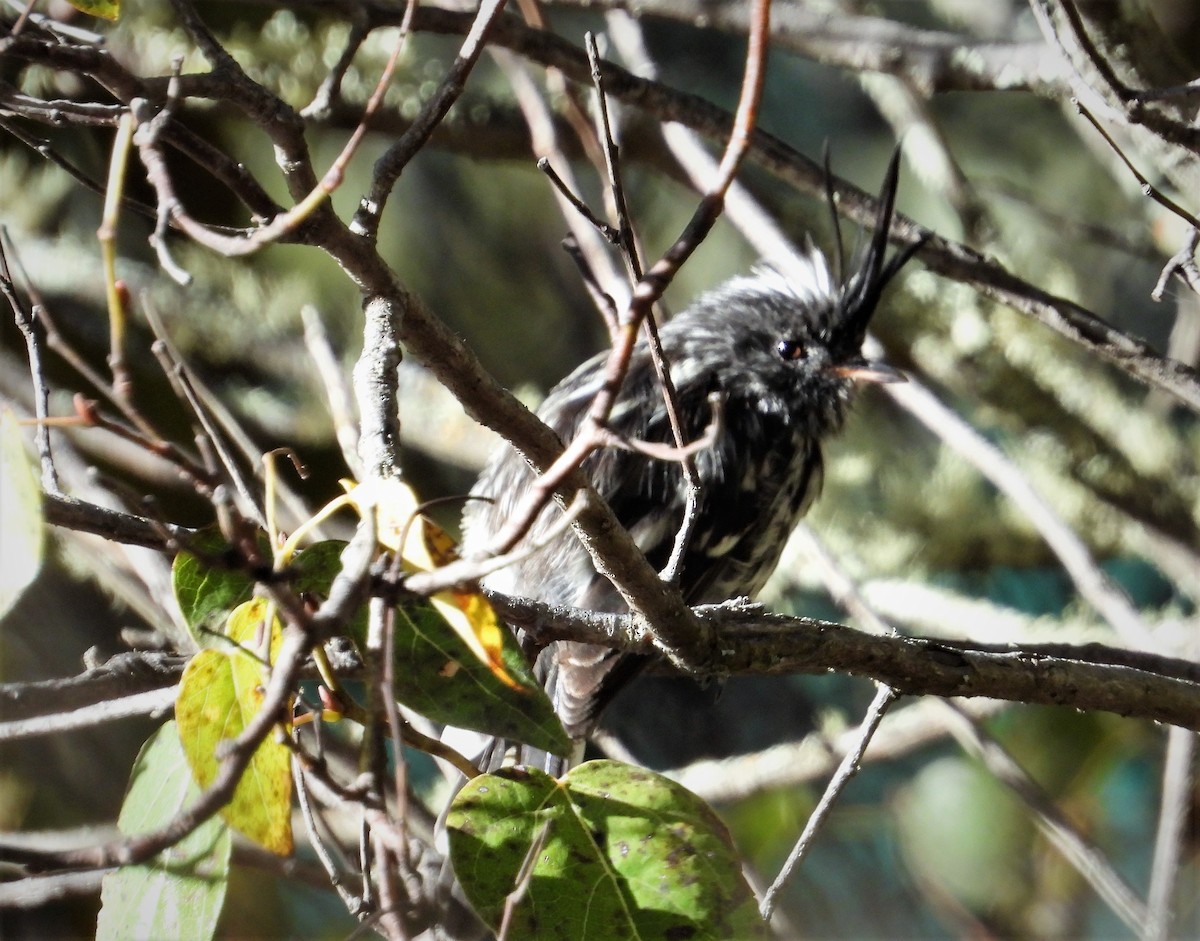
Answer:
[2,0,1199,938]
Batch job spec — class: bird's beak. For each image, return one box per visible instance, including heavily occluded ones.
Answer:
[827,357,907,384]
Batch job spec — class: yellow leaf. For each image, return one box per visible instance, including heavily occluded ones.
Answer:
[342,477,519,688]
[341,477,425,560]
[175,601,292,855]
[64,0,119,19]
[227,597,284,662]
[420,515,460,568]
[430,589,520,691]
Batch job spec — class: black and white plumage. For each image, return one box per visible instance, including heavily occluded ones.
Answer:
[463,152,922,769]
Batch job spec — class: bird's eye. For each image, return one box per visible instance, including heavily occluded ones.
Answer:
[776,338,806,361]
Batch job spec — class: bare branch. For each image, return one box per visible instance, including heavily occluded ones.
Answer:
[353,0,508,240]
[491,594,1200,732]
[43,492,196,551]
[1144,726,1195,941]
[302,305,362,479]
[0,651,186,723]
[759,684,896,921]
[0,687,177,742]
[0,238,57,491]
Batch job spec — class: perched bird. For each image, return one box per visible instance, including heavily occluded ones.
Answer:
[462,151,922,771]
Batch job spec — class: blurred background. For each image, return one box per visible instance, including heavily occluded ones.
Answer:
[2,0,1198,937]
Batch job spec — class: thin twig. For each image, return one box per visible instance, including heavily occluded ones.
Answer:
[663,697,1009,803]
[1054,0,1134,103]
[0,0,101,41]
[402,492,589,596]
[1072,98,1200,231]
[144,302,314,533]
[358,810,374,914]
[0,117,158,220]
[10,0,42,36]
[294,757,365,917]
[0,240,114,413]
[366,829,408,940]
[1144,726,1195,941]
[0,236,58,491]
[383,554,411,833]
[146,341,265,524]
[587,31,642,276]
[96,109,136,404]
[301,305,362,479]
[509,0,608,174]
[1129,77,1200,103]
[360,584,405,938]
[301,10,372,120]
[599,17,714,586]
[72,392,217,495]
[146,60,193,286]
[592,392,723,462]
[497,820,552,941]
[0,687,178,742]
[1152,227,1200,301]
[354,0,506,240]
[490,44,626,331]
[561,234,621,335]
[536,157,618,243]
[759,684,896,921]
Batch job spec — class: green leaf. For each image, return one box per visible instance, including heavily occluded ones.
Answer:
[172,530,255,648]
[176,535,568,756]
[0,407,44,622]
[64,0,119,19]
[96,722,231,941]
[300,539,569,758]
[446,760,767,940]
[388,598,570,758]
[175,601,293,854]
[288,538,360,597]
[174,532,342,647]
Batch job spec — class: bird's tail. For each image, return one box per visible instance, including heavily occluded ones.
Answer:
[475,643,648,777]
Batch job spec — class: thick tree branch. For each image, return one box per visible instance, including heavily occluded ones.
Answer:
[7,597,1195,743]
[43,493,196,551]
[0,651,186,723]
[491,595,1200,731]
